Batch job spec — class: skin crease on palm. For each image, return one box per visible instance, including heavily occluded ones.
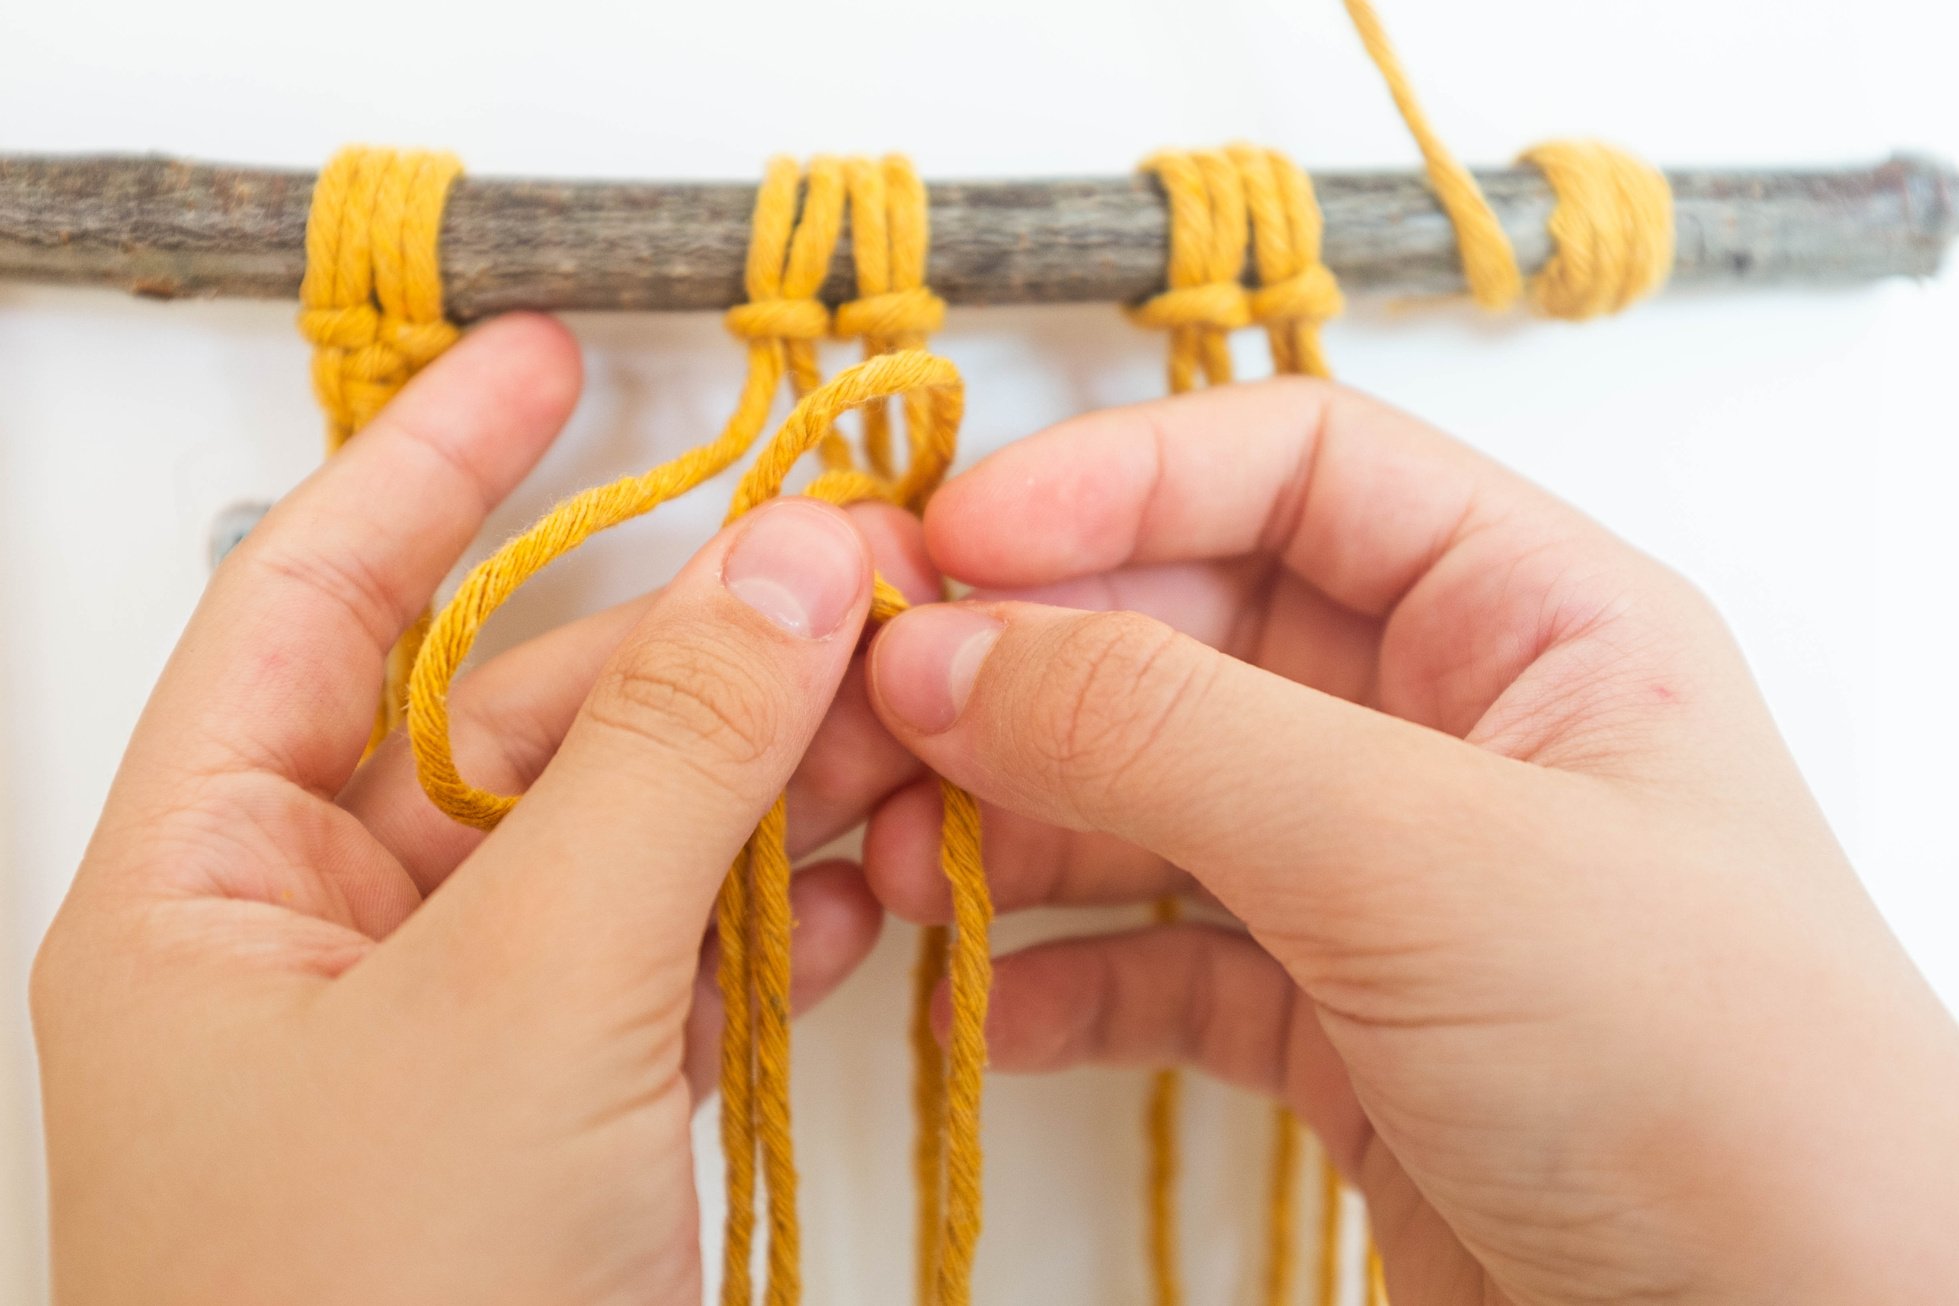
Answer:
[29,314,1959,1306]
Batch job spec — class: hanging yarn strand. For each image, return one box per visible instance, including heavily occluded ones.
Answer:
[1340,0,1521,308]
[826,155,981,1306]
[1130,147,1251,1306]
[932,779,991,1306]
[911,922,950,1301]
[747,795,800,1306]
[717,842,759,1306]
[1144,893,1186,1306]
[1221,143,1348,1306]
[1263,1107,1299,1305]
[1129,142,1355,1306]
[299,145,462,749]
[409,346,978,1306]
[724,348,989,1297]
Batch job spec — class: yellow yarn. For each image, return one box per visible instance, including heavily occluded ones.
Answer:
[1344,0,1672,319]
[1132,143,1350,1306]
[1341,0,1521,308]
[815,155,988,1306]
[299,145,462,748]
[404,151,991,1306]
[1227,142,1343,379]
[409,157,847,1306]
[911,921,949,1301]
[408,155,843,829]
[1145,893,1186,1306]
[301,146,462,447]
[1519,139,1674,319]
[1131,150,1249,393]
[1263,1107,1299,1306]
[1319,1149,1346,1306]
[837,156,945,489]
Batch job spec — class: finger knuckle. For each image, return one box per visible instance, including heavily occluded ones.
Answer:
[1019,611,1207,821]
[586,625,789,780]
[244,534,405,652]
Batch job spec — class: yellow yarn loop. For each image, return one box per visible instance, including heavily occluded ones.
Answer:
[837,156,948,489]
[408,156,846,828]
[1519,139,1674,319]
[725,351,963,512]
[299,145,462,749]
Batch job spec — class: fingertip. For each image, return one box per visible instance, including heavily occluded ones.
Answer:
[923,410,1148,587]
[374,312,585,500]
[791,859,882,941]
[867,602,1004,737]
[862,779,953,923]
[787,860,884,1006]
[958,944,1079,1073]
[920,929,1105,1069]
[722,497,873,642]
[787,662,926,855]
[458,312,585,428]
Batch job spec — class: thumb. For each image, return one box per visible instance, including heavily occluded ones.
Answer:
[867,600,1559,951]
[401,496,872,1005]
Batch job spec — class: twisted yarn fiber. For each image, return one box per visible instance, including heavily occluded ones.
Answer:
[299,145,462,747]
[1344,0,1673,319]
[404,155,990,1306]
[301,146,463,447]
[825,156,989,1306]
[1518,140,1674,320]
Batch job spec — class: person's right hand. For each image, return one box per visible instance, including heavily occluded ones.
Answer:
[860,378,1959,1305]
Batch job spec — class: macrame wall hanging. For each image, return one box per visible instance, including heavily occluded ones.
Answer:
[1,1,1952,1303]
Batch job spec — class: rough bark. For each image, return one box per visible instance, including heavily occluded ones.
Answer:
[0,154,1951,317]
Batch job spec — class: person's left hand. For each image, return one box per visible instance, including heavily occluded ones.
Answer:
[30,315,932,1305]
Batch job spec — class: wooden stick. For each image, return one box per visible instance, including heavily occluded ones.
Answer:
[0,153,1952,318]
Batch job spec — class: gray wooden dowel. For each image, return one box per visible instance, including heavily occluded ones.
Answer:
[0,153,1952,318]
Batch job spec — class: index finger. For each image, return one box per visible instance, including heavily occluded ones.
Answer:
[923,376,1588,618]
[132,314,582,795]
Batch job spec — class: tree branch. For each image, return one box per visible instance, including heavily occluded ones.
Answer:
[0,153,1951,318]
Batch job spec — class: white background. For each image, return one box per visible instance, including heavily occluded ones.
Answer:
[3,1,1956,1301]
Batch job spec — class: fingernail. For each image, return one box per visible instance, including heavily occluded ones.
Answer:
[723,499,866,638]
[874,605,1003,734]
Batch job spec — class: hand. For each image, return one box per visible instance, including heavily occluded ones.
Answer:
[30,315,934,1305]
[862,378,1959,1305]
